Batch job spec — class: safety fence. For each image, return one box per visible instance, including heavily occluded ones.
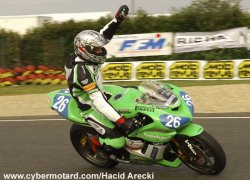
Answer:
[1,59,250,86]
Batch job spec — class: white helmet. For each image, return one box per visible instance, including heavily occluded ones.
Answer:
[74,30,108,64]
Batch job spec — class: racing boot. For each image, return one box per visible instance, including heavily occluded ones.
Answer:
[89,135,116,159]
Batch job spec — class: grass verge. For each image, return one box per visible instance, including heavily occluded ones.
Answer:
[0,80,250,96]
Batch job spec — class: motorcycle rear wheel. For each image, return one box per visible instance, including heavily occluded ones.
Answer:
[173,131,226,175]
[70,124,119,168]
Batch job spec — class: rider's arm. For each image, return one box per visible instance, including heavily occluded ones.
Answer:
[100,5,129,41]
[76,63,122,122]
[88,91,121,122]
[99,18,121,41]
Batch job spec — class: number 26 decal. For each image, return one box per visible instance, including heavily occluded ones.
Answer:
[181,94,193,106]
[53,96,70,112]
[180,91,194,116]
[165,115,181,128]
[160,114,190,129]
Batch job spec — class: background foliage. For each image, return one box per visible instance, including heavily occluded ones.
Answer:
[1,0,250,68]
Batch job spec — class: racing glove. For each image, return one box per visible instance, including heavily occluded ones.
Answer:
[116,117,142,136]
[115,5,129,21]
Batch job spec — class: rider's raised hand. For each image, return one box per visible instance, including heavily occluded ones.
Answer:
[115,5,129,21]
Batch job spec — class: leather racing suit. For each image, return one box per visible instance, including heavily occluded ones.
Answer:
[64,18,126,150]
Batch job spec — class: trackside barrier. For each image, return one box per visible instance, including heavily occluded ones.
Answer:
[0,59,250,86]
[101,59,250,81]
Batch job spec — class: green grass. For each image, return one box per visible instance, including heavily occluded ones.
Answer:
[0,80,250,96]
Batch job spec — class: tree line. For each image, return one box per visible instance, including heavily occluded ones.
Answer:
[0,0,250,68]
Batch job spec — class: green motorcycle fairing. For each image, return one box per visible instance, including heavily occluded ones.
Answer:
[48,89,88,124]
[48,82,203,140]
[48,81,204,167]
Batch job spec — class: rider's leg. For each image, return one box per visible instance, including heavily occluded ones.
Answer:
[83,108,125,150]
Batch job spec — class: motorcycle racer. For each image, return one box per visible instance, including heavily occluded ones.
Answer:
[64,5,139,158]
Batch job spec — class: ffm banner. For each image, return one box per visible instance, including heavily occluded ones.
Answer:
[105,33,173,58]
[175,27,248,53]
[248,29,250,50]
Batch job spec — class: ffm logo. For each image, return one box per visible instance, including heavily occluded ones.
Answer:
[119,38,166,51]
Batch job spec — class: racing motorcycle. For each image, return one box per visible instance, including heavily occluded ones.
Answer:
[48,81,226,175]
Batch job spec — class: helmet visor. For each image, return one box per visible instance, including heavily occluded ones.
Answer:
[85,45,107,56]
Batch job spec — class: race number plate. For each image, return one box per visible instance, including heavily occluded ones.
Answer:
[180,91,194,116]
[52,95,71,118]
[159,114,190,129]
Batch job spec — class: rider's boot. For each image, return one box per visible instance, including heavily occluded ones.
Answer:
[89,135,116,159]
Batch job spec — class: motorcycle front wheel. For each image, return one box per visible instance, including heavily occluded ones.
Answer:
[172,131,226,175]
[70,124,119,168]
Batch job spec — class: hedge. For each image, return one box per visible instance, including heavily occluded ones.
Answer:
[1,0,250,68]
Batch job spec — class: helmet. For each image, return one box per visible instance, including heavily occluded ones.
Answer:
[74,30,108,64]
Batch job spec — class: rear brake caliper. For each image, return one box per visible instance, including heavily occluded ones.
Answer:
[80,136,87,146]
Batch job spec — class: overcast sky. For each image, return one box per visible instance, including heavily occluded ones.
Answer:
[0,0,250,16]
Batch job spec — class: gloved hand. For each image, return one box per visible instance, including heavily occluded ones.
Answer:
[116,117,142,136]
[115,5,129,21]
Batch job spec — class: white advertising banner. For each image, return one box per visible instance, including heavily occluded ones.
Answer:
[175,27,248,53]
[248,29,250,50]
[105,33,173,58]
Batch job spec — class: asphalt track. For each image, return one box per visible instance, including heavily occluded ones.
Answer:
[0,113,250,180]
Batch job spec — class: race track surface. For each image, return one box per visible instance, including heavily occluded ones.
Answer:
[0,113,250,180]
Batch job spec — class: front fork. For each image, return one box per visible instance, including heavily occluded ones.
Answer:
[171,123,204,160]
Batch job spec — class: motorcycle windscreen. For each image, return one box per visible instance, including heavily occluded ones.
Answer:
[138,81,180,108]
